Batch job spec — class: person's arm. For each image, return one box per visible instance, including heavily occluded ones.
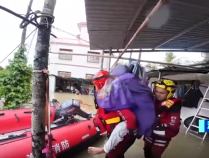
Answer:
[103,109,137,153]
[153,112,181,137]
[103,121,128,153]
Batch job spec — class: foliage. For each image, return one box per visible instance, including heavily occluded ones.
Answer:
[165,52,176,63]
[0,46,33,109]
[144,63,158,70]
[0,66,4,71]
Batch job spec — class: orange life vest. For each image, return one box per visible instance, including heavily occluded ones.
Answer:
[96,107,123,133]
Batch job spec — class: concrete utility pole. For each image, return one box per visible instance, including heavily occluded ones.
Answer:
[32,0,56,158]
[21,0,34,46]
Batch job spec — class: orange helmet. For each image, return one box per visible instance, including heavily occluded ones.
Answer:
[92,70,110,90]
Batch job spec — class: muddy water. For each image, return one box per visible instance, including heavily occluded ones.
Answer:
[54,93,209,158]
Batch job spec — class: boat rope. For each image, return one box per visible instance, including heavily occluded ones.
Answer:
[42,69,56,158]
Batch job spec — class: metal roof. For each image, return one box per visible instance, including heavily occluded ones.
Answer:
[85,0,209,52]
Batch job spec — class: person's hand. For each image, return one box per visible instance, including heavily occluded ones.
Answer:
[161,100,174,108]
[42,68,49,74]
[88,147,105,155]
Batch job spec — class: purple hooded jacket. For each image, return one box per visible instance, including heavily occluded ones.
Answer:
[96,73,156,137]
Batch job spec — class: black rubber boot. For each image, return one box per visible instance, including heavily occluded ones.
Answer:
[144,146,151,158]
[150,153,161,158]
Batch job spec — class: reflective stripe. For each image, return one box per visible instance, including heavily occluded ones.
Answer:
[104,117,121,124]
[154,143,165,147]
[144,137,168,145]
[153,130,165,136]
[145,137,152,143]
[155,140,167,143]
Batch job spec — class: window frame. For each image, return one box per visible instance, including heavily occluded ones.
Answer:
[58,71,71,78]
[85,74,94,79]
[87,51,100,63]
[59,48,73,61]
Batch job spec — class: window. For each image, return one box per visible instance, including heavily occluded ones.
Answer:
[58,71,71,78]
[59,54,72,60]
[85,74,94,79]
[87,51,100,63]
[60,48,73,52]
[59,48,73,60]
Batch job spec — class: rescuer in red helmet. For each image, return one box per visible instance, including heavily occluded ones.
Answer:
[143,79,182,158]
[88,70,138,158]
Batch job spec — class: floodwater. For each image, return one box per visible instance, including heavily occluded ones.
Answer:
[54,93,209,158]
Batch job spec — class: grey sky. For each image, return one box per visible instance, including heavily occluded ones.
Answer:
[0,0,204,68]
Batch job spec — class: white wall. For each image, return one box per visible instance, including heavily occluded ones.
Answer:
[80,26,89,42]
[49,43,101,78]
[181,86,209,121]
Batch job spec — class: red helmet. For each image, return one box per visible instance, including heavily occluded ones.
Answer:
[92,70,110,90]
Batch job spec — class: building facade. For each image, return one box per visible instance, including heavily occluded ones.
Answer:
[48,22,110,96]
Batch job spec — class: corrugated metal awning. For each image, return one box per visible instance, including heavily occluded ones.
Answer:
[85,0,209,52]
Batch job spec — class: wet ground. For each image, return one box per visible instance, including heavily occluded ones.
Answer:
[54,93,209,158]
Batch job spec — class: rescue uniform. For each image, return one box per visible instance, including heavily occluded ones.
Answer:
[144,98,181,158]
[93,107,137,158]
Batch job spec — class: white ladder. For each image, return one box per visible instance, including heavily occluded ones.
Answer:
[185,86,209,143]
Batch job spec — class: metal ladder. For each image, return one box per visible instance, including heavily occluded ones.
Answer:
[185,86,209,143]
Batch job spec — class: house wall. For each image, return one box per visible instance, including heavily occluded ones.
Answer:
[48,23,111,93]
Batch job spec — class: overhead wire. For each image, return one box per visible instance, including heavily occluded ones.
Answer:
[0,5,38,28]
[0,28,37,64]
[51,26,104,50]
[27,28,37,57]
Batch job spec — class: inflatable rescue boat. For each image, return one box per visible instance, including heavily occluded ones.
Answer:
[0,99,91,135]
[0,106,57,134]
[0,99,100,157]
[0,118,100,158]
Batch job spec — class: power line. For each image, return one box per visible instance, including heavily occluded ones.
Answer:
[0,5,38,28]
[0,28,37,64]
[27,29,37,57]
[52,25,104,50]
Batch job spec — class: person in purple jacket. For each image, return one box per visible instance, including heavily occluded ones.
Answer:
[88,62,156,157]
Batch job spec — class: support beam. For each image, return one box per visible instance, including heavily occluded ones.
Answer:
[109,48,112,71]
[129,49,132,64]
[154,17,209,49]
[122,0,147,47]
[100,51,104,70]
[103,49,209,53]
[138,49,142,64]
[32,0,56,158]
[111,0,166,70]
[49,52,199,69]
[126,0,147,33]
[187,41,209,50]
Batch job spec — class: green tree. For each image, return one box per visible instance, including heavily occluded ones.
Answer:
[165,52,176,63]
[144,63,158,70]
[0,46,32,109]
[0,66,4,71]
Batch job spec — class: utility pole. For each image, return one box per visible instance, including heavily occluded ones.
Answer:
[32,0,56,158]
[21,0,34,46]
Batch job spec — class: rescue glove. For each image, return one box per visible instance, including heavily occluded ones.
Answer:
[157,100,174,114]
[162,100,174,108]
